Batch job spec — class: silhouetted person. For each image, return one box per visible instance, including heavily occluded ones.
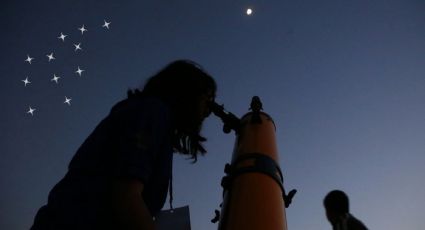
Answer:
[324,190,368,230]
[30,60,216,230]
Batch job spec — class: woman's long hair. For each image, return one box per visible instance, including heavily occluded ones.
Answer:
[127,60,216,161]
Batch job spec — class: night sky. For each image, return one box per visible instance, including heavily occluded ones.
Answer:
[1,0,425,229]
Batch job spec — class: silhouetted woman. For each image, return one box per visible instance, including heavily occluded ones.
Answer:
[31,60,216,230]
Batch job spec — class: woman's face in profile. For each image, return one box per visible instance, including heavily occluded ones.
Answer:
[197,90,215,121]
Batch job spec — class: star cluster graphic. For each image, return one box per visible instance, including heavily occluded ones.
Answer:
[22,20,111,116]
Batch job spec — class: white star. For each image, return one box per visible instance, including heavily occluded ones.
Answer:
[27,106,36,115]
[64,96,72,105]
[75,66,84,76]
[46,52,55,62]
[102,20,111,29]
[74,43,82,51]
[51,74,60,83]
[58,32,67,42]
[78,25,87,35]
[25,55,34,64]
[22,77,31,86]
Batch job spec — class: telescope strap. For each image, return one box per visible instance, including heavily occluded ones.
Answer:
[221,153,296,208]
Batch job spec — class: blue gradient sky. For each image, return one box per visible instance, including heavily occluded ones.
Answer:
[1,0,424,229]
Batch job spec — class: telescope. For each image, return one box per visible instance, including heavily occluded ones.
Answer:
[210,96,296,230]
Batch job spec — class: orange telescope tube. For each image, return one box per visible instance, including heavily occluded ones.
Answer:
[214,97,295,230]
